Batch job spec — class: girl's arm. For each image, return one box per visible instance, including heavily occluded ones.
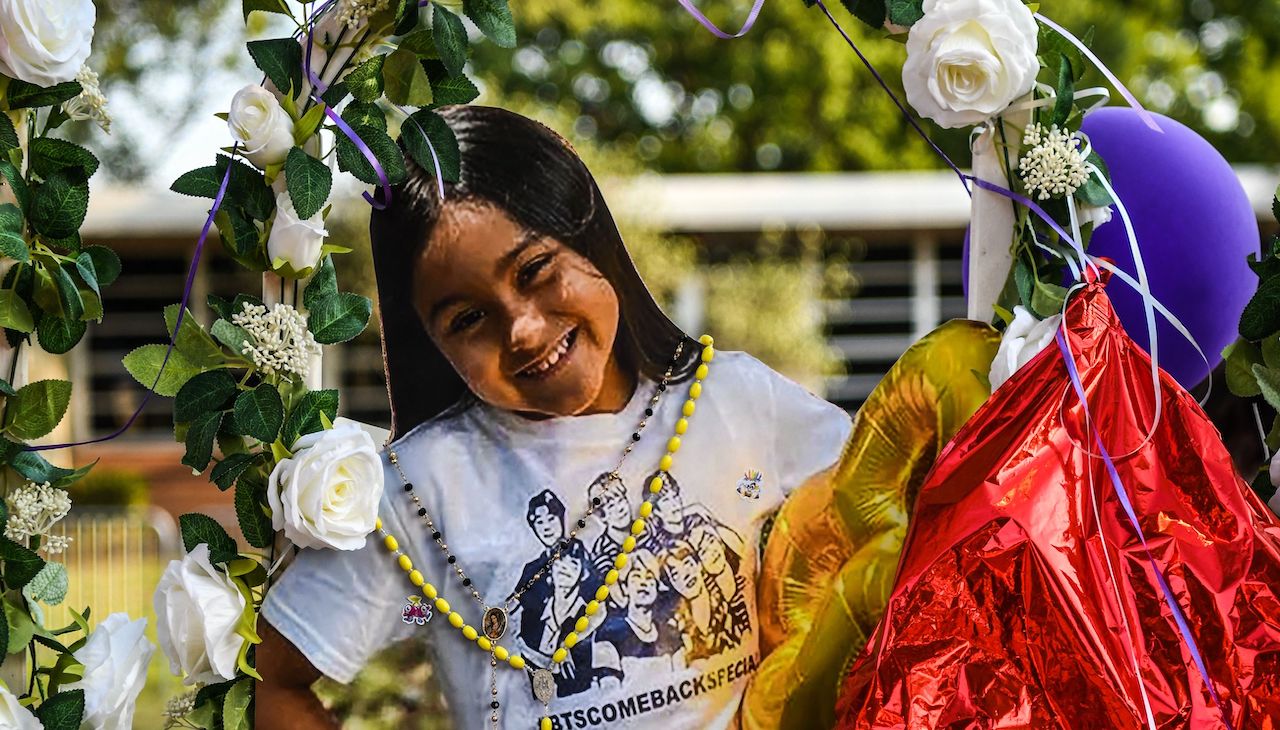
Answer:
[256,618,339,730]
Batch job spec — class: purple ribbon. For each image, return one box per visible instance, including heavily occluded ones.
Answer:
[676,0,766,38]
[1056,329,1232,726]
[26,153,235,451]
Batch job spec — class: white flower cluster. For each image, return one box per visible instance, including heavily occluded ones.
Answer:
[162,688,198,728]
[4,480,73,554]
[63,64,111,133]
[335,0,392,29]
[231,302,321,379]
[1018,123,1089,201]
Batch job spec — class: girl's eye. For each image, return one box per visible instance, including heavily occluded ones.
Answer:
[517,252,555,286]
[448,309,483,334]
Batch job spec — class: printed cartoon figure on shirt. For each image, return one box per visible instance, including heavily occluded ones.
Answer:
[511,489,602,697]
[587,473,632,580]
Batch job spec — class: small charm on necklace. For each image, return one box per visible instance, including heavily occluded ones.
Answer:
[483,606,508,641]
[737,470,764,500]
[531,668,556,704]
[401,595,433,626]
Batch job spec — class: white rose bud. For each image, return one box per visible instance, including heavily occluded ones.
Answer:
[990,305,1062,391]
[902,0,1039,129]
[0,683,39,730]
[0,0,95,87]
[153,543,247,686]
[1078,203,1113,230]
[268,417,384,551]
[267,191,327,274]
[65,613,156,730]
[227,84,296,170]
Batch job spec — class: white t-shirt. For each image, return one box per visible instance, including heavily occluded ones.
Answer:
[262,350,852,730]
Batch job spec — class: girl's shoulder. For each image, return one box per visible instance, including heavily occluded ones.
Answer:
[382,407,480,458]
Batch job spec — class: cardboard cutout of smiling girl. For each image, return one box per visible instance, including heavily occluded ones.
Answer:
[257,105,853,730]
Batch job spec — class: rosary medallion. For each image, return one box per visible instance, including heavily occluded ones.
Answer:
[401,595,433,626]
[482,606,508,641]
[531,668,556,705]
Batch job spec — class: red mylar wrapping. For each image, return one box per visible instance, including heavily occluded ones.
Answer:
[835,281,1280,729]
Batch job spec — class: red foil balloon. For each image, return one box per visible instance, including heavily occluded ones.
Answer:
[835,282,1280,729]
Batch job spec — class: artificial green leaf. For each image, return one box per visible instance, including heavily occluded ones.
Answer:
[216,155,276,222]
[211,319,253,357]
[320,79,350,108]
[78,288,101,322]
[399,28,439,57]
[401,108,460,182]
[308,292,372,344]
[122,344,204,397]
[35,690,85,730]
[231,294,264,315]
[433,6,468,77]
[207,294,234,321]
[394,0,420,34]
[1241,275,1280,341]
[174,370,239,423]
[29,170,89,240]
[430,74,480,106]
[0,289,34,333]
[5,80,82,109]
[4,379,72,440]
[73,252,100,299]
[235,478,273,548]
[0,113,17,153]
[234,384,284,443]
[341,100,387,133]
[183,410,224,472]
[243,0,291,19]
[345,54,386,103]
[0,538,45,589]
[383,48,434,106]
[463,0,516,47]
[50,262,84,322]
[0,159,29,214]
[281,389,339,448]
[180,513,239,565]
[49,458,96,490]
[0,203,28,263]
[212,452,257,492]
[1253,363,1280,413]
[285,147,332,220]
[1052,52,1074,127]
[23,561,68,606]
[35,313,86,354]
[247,37,304,98]
[171,165,223,199]
[0,378,14,397]
[213,207,264,269]
[9,445,75,484]
[222,679,253,730]
[165,304,226,368]
[186,701,216,729]
[0,600,7,661]
[335,124,407,186]
[302,256,338,310]
[886,0,924,26]
[29,138,100,179]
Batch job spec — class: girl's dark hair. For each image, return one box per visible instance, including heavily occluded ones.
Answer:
[371,105,698,440]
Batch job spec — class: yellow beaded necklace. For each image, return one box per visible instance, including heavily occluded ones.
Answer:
[376,335,716,729]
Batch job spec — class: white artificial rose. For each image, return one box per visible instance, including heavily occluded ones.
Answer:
[0,0,94,87]
[64,613,155,730]
[0,683,39,730]
[902,0,1039,129]
[990,305,1062,391]
[1078,203,1113,230]
[268,417,384,550]
[153,543,247,686]
[227,84,295,170]
[267,192,327,273]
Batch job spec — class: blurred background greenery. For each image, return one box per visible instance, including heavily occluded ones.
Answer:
[59,0,1280,726]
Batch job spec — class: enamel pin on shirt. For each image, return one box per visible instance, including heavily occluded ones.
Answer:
[737,470,764,499]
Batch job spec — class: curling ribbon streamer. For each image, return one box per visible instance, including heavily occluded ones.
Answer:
[1057,326,1233,728]
[675,0,766,38]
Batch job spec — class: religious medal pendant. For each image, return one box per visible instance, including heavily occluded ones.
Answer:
[482,606,508,641]
[401,595,432,626]
[531,668,556,705]
[736,470,763,500]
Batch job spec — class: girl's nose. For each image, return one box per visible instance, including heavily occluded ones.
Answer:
[507,307,548,353]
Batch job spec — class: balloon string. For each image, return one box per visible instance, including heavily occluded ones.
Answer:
[1056,327,1233,728]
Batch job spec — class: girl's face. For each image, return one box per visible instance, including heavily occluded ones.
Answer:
[413,201,624,418]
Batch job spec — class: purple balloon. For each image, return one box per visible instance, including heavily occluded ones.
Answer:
[962,108,1258,389]
[1082,108,1257,388]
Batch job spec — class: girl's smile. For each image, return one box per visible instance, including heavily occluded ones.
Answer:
[411,200,634,419]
